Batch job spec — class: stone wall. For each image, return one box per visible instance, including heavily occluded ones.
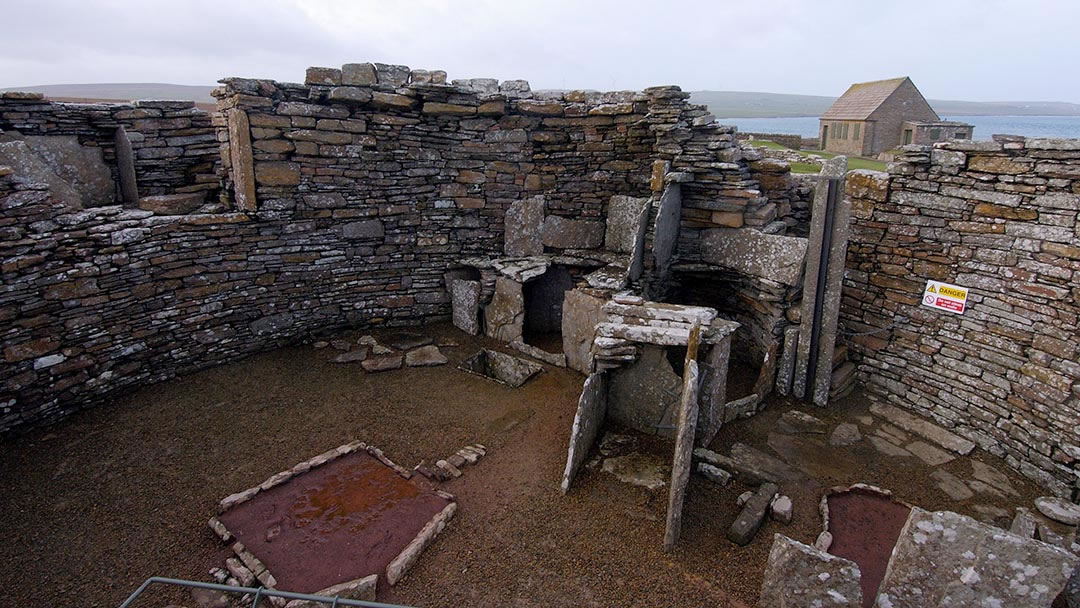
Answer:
[0,63,712,433]
[736,132,804,151]
[842,137,1080,496]
[0,93,223,201]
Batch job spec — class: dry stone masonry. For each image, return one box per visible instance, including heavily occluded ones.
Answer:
[2,60,1079,512]
[842,136,1080,497]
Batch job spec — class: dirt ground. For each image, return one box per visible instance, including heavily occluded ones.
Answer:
[0,323,1050,608]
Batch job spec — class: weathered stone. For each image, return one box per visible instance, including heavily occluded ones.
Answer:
[331,346,370,364]
[113,127,139,204]
[450,279,481,335]
[869,403,975,455]
[727,482,778,546]
[541,215,604,249]
[868,436,913,458]
[696,462,733,486]
[777,410,827,435]
[1010,507,1039,539]
[0,141,85,209]
[458,348,543,388]
[700,228,807,287]
[226,109,256,211]
[608,346,682,437]
[605,195,650,254]
[504,196,544,256]
[758,535,862,608]
[22,135,114,206]
[254,161,300,186]
[696,335,731,447]
[561,288,606,374]
[877,508,1079,608]
[775,325,799,396]
[285,575,377,608]
[386,502,456,586]
[906,440,955,466]
[664,339,700,551]
[383,332,432,350]
[930,469,975,501]
[484,277,524,343]
[341,63,377,86]
[327,87,373,104]
[342,219,384,240]
[405,345,447,367]
[374,63,410,86]
[652,183,681,282]
[138,192,205,215]
[770,495,793,524]
[561,371,608,493]
[830,423,862,446]
[361,354,403,372]
[1035,497,1080,526]
[370,91,417,110]
[305,66,341,85]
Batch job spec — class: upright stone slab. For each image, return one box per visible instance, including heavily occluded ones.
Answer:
[605,195,650,254]
[541,215,605,249]
[664,325,700,551]
[23,135,114,205]
[560,371,609,494]
[0,141,84,209]
[627,196,652,281]
[227,108,257,212]
[776,325,799,396]
[504,196,544,256]
[758,534,863,608]
[484,277,524,343]
[113,126,139,203]
[793,156,847,402]
[451,279,481,335]
[561,288,607,374]
[652,183,682,283]
[876,508,1079,608]
[696,334,731,447]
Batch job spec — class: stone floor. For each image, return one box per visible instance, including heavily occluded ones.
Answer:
[0,323,1068,608]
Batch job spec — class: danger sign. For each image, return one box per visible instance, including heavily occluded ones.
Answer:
[922,280,968,315]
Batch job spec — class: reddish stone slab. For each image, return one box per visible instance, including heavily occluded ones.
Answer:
[218,451,451,593]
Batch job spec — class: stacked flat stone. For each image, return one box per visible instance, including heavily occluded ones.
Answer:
[842,136,1080,496]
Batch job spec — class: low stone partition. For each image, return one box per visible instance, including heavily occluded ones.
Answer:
[842,137,1080,496]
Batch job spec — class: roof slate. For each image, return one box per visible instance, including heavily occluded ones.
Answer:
[821,77,910,120]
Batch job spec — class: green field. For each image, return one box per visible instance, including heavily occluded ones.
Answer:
[747,140,887,173]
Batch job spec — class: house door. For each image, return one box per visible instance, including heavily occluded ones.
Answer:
[820,125,828,149]
[903,129,912,145]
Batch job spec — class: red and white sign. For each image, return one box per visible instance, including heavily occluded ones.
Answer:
[922,280,968,315]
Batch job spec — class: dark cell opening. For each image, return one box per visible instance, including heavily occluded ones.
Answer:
[523,264,573,353]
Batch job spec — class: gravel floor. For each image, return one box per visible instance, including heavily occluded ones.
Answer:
[0,323,1048,608]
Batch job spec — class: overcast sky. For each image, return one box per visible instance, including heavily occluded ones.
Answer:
[2,0,1077,102]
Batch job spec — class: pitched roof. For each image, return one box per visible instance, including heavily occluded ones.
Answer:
[821,77,912,120]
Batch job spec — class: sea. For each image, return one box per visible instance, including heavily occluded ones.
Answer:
[715,115,1080,141]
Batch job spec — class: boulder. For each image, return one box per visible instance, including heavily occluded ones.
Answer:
[876,508,1079,608]
[758,534,862,608]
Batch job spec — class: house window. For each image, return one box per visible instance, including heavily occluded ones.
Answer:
[903,129,913,145]
[832,123,840,138]
[954,131,968,139]
[842,123,849,139]
[930,128,941,140]
[853,123,861,140]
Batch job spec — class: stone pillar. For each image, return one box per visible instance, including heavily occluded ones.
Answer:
[651,182,682,290]
[226,108,256,212]
[113,126,139,204]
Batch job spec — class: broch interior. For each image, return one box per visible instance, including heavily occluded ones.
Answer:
[1,61,1079,608]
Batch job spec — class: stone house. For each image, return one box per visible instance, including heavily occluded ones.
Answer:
[818,76,973,157]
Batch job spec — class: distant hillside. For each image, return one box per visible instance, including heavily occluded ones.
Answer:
[691,90,1080,119]
[0,83,216,103]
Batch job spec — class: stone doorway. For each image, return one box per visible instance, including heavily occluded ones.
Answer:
[522,264,574,355]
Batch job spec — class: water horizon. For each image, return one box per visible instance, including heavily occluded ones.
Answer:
[714,115,1080,141]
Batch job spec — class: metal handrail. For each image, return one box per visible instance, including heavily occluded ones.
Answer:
[119,576,413,608]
